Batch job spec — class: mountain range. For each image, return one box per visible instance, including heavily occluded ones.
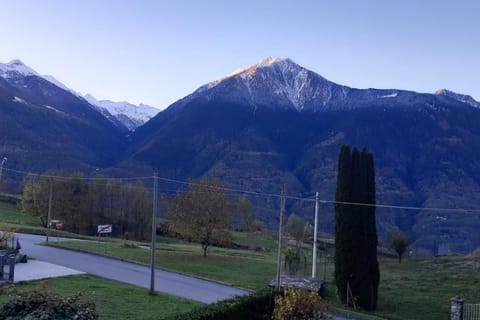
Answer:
[1,57,480,254]
[0,60,159,131]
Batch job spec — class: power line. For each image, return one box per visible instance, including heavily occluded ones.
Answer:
[3,166,480,214]
[1,172,154,193]
[156,176,315,202]
[2,168,152,182]
[320,200,480,214]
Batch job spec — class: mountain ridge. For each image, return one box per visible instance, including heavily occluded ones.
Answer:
[84,94,160,131]
[126,57,480,254]
[2,57,480,254]
[165,57,478,116]
[0,60,160,130]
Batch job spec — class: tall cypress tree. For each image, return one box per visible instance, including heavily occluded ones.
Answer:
[334,145,379,311]
[365,151,379,310]
[334,145,352,302]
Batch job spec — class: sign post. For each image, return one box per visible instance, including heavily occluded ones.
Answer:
[97,224,112,254]
[97,225,113,234]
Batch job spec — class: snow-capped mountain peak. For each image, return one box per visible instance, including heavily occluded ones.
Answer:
[41,74,81,96]
[84,94,160,131]
[0,60,76,95]
[226,56,287,78]
[189,57,338,112]
[1,58,160,130]
[0,59,40,78]
[434,89,480,108]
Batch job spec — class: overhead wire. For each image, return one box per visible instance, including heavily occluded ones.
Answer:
[2,166,480,214]
[2,168,152,182]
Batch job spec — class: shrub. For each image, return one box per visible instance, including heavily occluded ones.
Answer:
[0,287,98,320]
[170,289,276,320]
[284,247,302,275]
[273,288,330,320]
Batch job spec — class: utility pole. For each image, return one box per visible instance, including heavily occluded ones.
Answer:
[275,183,286,289]
[46,179,53,243]
[0,157,7,182]
[150,171,158,294]
[312,191,319,278]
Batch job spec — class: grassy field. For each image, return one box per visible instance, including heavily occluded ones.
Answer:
[321,254,480,320]
[375,255,480,320]
[0,202,41,226]
[3,200,480,319]
[49,238,277,290]
[0,275,199,320]
[50,239,480,320]
[232,231,277,250]
[0,201,102,240]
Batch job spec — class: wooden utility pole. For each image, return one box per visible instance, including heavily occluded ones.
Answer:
[275,184,286,289]
[46,179,53,243]
[312,191,319,278]
[150,171,158,294]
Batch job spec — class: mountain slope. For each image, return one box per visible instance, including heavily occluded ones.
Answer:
[1,60,159,131]
[434,89,480,108]
[126,57,480,254]
[2,57,480,254]
[0,60,125,173]
[84,94,160,130]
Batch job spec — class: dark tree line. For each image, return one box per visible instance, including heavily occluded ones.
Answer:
[334,145,380,311]
[21,171,152,240]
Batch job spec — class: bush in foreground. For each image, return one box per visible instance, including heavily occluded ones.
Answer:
[273,288,330,320]
[170,289,275,320]
[0,287,98,320]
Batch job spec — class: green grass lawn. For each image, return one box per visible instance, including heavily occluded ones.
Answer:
[4,200,480,319]
[0,200,101,240]
[49,239,480,320]
[49,239,277,290]
[0,275,200,320]
[375,256,480,320]
[322,255,480,320]
[232,231,277,251]
[0,202,41,226]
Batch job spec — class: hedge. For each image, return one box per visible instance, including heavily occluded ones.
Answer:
[170,289,277,320]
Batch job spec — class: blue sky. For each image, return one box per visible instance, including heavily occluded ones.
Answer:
[1,0,478,109]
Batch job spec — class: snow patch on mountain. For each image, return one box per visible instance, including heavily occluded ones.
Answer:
[0,60,39,79]
[380,92,398,98]
[41,74,81,97]
[13,96,27,104]
[43,105,63,113]
[84,94,160,130]
[189,56,352,112]
[227,56,284,78]
[434,89,480,108]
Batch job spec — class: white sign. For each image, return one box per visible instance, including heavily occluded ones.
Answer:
[97,224,112,234]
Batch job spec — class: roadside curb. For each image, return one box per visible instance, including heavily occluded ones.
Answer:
[44,243,254,293]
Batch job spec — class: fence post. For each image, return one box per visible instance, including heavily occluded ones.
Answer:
[0,254,4,279]
[450,297,464,320]
[8,254,16,282]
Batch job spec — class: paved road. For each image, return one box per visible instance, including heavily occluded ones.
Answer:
[16,233,250,303]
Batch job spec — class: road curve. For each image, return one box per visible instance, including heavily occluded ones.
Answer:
[16,234,250,303]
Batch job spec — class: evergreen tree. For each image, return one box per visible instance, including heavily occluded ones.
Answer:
[334,145,379,311]
[334,145,352,303]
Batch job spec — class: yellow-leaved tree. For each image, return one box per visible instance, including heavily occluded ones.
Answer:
[167,178,232,257]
